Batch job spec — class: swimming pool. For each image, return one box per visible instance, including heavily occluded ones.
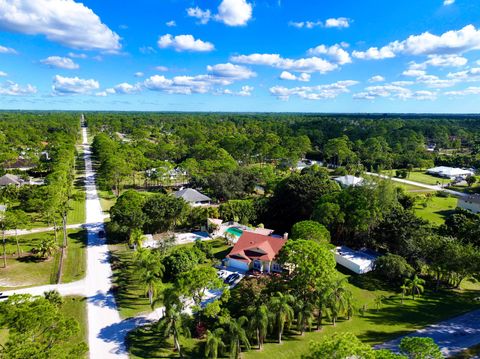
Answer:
[226,227,243,237]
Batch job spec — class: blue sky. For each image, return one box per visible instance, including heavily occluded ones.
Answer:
[1,0,480,112]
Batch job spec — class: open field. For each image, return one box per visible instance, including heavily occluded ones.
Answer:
[0,229,87,290]
[414,195,458,226]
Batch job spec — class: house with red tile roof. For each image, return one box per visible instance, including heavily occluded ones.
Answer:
[225,231,287,273]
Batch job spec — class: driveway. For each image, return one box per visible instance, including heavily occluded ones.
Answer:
[375,309,480,356]
[366,172,468,198]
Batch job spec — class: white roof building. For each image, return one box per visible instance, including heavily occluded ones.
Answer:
[334,246,379,274]
[427,166,474,179]
[458,195,480,214]
[334,175,364,187]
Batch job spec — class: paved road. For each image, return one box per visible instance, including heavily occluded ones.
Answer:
[81,126,129,359]
[376,309,480,356]
[366,172,468,198]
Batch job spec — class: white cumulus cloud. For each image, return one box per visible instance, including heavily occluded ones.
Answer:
[0,71,7,77]
[307,44,351,64]
[279,71,311,82]
[444,0,455,5]
[270,80,358,100]
[0,0,121,51]
[369,75,385,83]
[158,34,214,52]
[207,63,256,79]
[166,20,177,27]
[187,0,252,27]
[52,75,99,95]
[0,45,17,54]
[0,80,36,95]
[353,25,480,60]
[325,17,350,28]
[231,53,338,73]
[187,7,212,24]
[40,56,79,69]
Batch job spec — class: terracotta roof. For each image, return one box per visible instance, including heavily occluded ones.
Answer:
[227,231,287,264]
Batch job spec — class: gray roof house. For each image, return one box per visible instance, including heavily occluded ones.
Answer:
[174,188,211,206]
[0,174,25,187]
[334,175,364,187]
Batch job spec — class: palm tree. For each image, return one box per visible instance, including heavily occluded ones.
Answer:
[36,237,59,259]
[129,228,144,251]
[7,209,29,258]
[295,299,314,335]
[374,295,386,312]
[269,292,295,344]
[158,304,190,357]
[405,275,425,300]
[135,249,164,306]
[344,292,356,320]
[225,316,250,359]
[314,289,329,330]
[325,278,350,326]
[205,328,225,359]
[400,282,408,304]
[247,304,269,349]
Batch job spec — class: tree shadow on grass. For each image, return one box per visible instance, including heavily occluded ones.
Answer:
[68,230,87,248]
[17,255,47,263]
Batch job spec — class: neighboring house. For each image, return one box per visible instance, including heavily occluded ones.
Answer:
[427,166,474,179]
[174,188,211,206]
[0,174,25,187]
[458,195,480,214]
[225,231,287,273]
[3,158,35,171]
[334,175,364,187]
[334,246,379,274]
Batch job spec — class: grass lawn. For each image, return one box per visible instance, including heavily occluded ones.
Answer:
[98,189,116,213]
[111,239,231,319]
[0,229,87,290]
[242,274,480,359]
[383,170,452,186]
[62,296,88,356]
[414,195,458,226]
[109,243,156,319]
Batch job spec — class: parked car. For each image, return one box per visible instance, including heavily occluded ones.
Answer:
[227,273,240,285]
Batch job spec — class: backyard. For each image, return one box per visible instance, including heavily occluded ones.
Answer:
[414,195,458,226]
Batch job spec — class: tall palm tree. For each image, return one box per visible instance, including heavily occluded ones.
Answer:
[135,249,164,306]
[325,278,350,326]
[295,299,314,335]
[129,228,144,251]
[247,304,269,349]
[405,275,425,300]
[374,295,386,312]
[400,282,408,304]
[226,316,250,359]
[314,288,329,330]
[205,328,225,359]
[269,292,295,344]
[158,304,190,358]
